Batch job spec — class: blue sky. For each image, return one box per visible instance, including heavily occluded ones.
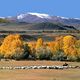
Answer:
[0,0,80,18]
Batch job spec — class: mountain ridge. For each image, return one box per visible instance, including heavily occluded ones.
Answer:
[0,12,80,30]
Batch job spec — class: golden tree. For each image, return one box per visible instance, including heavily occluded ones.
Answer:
[0,34,30,59]
[36,38,43,49]
[75,40,80,59]
[48,36,63,54]
[63,35,77,60]
[55,36,63,50]
[28,42,36,58]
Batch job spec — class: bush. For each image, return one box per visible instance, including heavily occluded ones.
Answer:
[0,53,4,59]
[52,50,67,61]
[76,56,80,62]
[36,46,53,60]
[12,44,31,60]
[67,56,77,62]
[29,49,36,60]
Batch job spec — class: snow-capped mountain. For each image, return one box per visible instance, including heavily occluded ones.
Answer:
[3,12,80,23]
[0,17,5,19]
[17,12,51,19]
[13,12,53,23]
[16,12,70,22]
[14,12,80,26]
[1,12,80,29]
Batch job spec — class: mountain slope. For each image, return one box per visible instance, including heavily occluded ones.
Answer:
[23,22,76,30]
[6,12,80,29]
[0,22,76,31]
[0,12,80,30]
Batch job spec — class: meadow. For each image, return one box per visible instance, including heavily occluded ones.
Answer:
[0,31,79,80]
[0,61,80,80]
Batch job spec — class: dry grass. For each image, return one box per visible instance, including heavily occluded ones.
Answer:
[0,69,80,80]
[0,61,80,80]
[0,61,80,67]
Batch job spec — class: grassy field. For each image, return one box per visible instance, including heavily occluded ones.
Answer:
[0,61,80,67]
[0,61,80,80]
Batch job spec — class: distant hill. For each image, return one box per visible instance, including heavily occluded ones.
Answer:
[0,18,9,23]
[21,22,76,30]
[0,12,80,30]
[0,22,76,31]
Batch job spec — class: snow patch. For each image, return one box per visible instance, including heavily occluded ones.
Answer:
[0,17,5,19]
[17,12,51,19]
[74,18,80,20]
[28,12,51,19]
[57,16,69,19]
[17,14,27,19]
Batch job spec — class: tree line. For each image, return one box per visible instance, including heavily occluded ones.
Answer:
[0,34,80,61]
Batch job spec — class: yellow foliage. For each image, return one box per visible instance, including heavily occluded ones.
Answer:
[55,36,63,50]
[36,38,43,49]
[75,40,80,56]
[48,36,63,54]
[0,34,79,60]
[63,35,77,56]
[28,42,36,55]
[63,35,76,47]
[48,41,57,53]
[0,34,24,58]
[75,40,80,48]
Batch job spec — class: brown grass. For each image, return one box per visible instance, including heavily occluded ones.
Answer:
[0,61,79,67]
[0,61,80,80]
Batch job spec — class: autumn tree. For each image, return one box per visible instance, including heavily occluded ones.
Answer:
[63,35,77,61]
[48,36,63,54]
[36,46,53,60]
[75,40,80,61]
[48,41,56,53]
[48,36,65,61]
[28,42,36,59]
[36,38,43,49]
[0,34,30,59]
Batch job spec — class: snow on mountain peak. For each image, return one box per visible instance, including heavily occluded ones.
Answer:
[57,16,69,19]
[0,17,5,19]
[17,14,27,19]
[28,12,51,19]
[17,12,51,19]
[74,18,80,20]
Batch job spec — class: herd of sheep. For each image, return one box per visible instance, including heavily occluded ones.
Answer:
[0,65,79,70]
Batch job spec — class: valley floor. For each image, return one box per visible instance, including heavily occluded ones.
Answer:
[0,61,80,80]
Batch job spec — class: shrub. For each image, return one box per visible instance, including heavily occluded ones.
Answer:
[67,55,77,62]
[12,44,30,60]
[76,56,80,62]
[36,46,53,60]
[75,40,80,62]
[0,53,4,59]
[28,42,36,60]
[52,50,67,61]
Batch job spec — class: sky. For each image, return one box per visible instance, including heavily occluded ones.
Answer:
[0,0,80,18]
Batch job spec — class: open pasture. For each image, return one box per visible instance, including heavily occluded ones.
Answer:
[0,61,80,80]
